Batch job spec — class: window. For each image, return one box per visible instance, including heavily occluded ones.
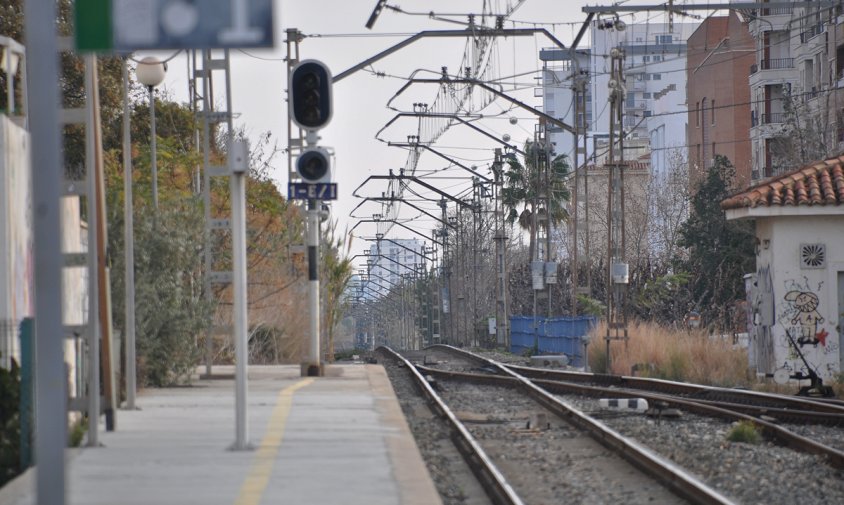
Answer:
[656,34,673,44]
[652,73,662,80]
[643,92,652,99]
[711,100,716,125]
[837,44,844,80]
[644,110,652,117]
[643,55,651,63]
[653,55,662,62]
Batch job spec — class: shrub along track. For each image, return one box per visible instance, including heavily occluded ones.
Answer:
[424,345,844,504]
[387,347,733,505]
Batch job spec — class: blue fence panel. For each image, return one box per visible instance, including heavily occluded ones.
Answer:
[509,316,596,366]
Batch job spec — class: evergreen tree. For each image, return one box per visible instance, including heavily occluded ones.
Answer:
[677,155,755,330]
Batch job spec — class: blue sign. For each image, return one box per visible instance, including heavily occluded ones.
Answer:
[288,182,338,201]
[96,0,275,50]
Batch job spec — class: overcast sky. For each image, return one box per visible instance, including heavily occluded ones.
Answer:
[140,0,697,271]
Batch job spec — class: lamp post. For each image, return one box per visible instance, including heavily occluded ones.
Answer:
[121,56,138,409]
[135,56,166,209]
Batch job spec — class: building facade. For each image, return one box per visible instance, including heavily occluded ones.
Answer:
[746,2,844,183]
[686,12,755,187]
[366,238,426,297]
[540,21,697,178]
[723,155,844,383]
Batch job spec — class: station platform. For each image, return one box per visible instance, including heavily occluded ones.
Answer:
[1,364,442,505]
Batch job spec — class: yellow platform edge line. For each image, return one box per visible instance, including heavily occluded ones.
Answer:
[234,378,314,505]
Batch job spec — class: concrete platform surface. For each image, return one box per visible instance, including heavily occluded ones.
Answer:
[1,364,442,505]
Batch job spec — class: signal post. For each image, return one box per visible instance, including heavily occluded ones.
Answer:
[288,60,335,377]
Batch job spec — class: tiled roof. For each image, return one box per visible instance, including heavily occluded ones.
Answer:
[720,156,844,210]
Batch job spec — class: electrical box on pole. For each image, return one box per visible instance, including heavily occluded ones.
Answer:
[290,59,333,131]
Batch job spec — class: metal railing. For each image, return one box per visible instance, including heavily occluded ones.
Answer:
[760,57,794,70]
[800,23,825,43]
[760,6,793,16]
[761,112,787,124]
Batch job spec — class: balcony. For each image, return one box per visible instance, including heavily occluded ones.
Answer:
[759,6,793,16]
[800,23,825,43]
[751,111,787,126]
[750,58,793,76]
[760,58,794,70]
[748,6,793,34]
[761,112,786,124]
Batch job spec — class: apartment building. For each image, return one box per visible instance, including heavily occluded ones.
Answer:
[686,12,755,187]
[746,2,844,182]
[540,21,698,178]
[365,238,426,297]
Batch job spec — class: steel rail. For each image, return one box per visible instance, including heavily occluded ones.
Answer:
[504,364,844,414]
[423,345,844,467]
[377,346,525,505]
[422,346,735,505]
[418,365,844,471]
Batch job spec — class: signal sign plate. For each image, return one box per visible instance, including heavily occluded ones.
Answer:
[288,182,338,201]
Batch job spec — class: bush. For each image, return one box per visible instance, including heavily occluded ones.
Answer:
[114,200,213,386]
[588,320,749,386]
[726,421,761,444]
[0,358,21,487]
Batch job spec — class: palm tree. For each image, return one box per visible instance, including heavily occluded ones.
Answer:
[501,141,571,261]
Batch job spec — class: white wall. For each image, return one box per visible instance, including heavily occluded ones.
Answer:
[0,115,32,369]
[751,215,844,381]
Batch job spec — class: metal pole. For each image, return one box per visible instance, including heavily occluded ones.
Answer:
[231,153,250,449]
[149,85,158,209]
[305,199,322,375]
[201,50,213,376]
[122,58,137,409]
[24,0,66,501]
[5,47,13,115]
[84,54,101,447]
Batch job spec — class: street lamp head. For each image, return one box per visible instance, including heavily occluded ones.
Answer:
[136,56,167,88]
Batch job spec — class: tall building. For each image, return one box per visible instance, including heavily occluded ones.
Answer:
[745,2,844,182]
[686,12,755,186]
[365,238,425,297]
[540,21,698,178]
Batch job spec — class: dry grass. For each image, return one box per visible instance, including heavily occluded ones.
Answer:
[588,320,751,387]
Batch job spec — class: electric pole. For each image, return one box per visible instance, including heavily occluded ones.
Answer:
[605,46,630,371]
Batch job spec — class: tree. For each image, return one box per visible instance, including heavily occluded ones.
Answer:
[501,141,571,261]
[677,155,755,330]
[322,221,353,361]
[769,87,836,177]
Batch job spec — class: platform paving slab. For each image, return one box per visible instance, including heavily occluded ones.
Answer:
[0,364,441,505]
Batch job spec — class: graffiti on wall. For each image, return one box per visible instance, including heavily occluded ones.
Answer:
[784,290,826,346]
[775,277,839,380]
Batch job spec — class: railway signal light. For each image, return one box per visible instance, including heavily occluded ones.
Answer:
[290,60,333,131]
[297,147,331,183]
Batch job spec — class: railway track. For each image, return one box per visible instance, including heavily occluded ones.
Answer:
[409,345,844,504]
[383,346,733,505]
